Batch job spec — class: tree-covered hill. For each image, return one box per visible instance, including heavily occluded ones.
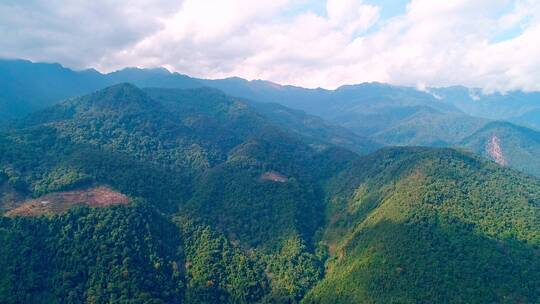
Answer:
[305,147,540,303]
[372,107,487,146]
[201,79,488,146]
[223,98,380,155]
[0,201,304,303]
[6,59,540,165]
[0,83,351,302]
[0,83,359,252]
[0,59,201,123]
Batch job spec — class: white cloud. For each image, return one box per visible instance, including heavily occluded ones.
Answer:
[0,0,183,67]
[326,0,380,33]
[1,0,539,92]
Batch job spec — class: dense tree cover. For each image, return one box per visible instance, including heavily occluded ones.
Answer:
[18,84,221,173]
[1,83,540,303]
[304,147,540,303]
[0,203,327,303]
[265,236,323,302]
[1,84,353,247]
[0,202,183,304]
[0,84,341,303]
[0,126,189,212]
[184,159,322,250]
[176,216,270,303]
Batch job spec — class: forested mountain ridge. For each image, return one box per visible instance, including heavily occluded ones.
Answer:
[305,147,540,303]
[3,140,539,302]
[0,65,539,303]
[0,59,200,122]
[0,59,376,155]
[1,84,357,245]
[3,59,540,150]
[0,83,354,302]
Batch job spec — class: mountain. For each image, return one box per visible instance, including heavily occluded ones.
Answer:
[237,99,380,154]
[4,59,533,149]
[0,59,376,155]
[107,67,202,89]
[0,83,352,302]
[512,108,540,130]
[0,59,107,121]
[305,147,540,303]
[432,86,540,130]
[2,84,353,244]
[0,84,539,302]
[0,59,207,123]
[371,107,487,146]
[460,121,540,177]
[199,79,487,146]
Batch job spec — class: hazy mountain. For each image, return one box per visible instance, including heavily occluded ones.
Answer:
[238,99,380,154]
[0,59,522,148]
[0,59,378,154]
[512,108,540,130]
[460,121,540,177]
[0,59,207,122]
[432,86,540,130]
[0,59,107,121]
[198,79,482,146]
[6,59,540,177]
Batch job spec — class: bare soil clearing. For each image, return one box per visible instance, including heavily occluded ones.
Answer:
[5,186,129,217]
[260,171,288,183]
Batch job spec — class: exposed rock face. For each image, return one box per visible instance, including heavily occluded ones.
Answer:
[486,135,506,165]
[5,186,129,216]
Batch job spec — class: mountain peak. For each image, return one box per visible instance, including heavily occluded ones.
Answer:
[76,83,160,112]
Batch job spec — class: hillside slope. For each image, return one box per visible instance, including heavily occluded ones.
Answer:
[0,84,355,302]
[460,121,540,177]
[1,84,359,252]
[200,79,485,146]
[305,147,540,303]
[0,59,201,122]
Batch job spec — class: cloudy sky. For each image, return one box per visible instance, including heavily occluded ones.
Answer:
[1,0,539,91]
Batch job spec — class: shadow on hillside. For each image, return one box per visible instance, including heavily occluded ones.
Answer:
[307,218,539,303]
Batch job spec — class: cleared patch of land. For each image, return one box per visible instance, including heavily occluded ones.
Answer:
[259,171,288,183]
[5,186,129,216]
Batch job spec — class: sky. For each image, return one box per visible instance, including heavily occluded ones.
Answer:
[0,0,539,92]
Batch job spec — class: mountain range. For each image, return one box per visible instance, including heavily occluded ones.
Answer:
[0,59,539,303]
[3,59,540,176]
